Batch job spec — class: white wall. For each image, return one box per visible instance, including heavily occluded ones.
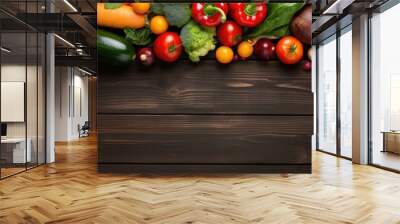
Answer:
[1,65,38,138]
[1,64,46,164]
[55,67,89,141]
[55,67,70,141]
[46,33,56,163]
[71,73,89,138]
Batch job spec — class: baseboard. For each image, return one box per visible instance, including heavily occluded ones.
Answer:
[98,163,311,174]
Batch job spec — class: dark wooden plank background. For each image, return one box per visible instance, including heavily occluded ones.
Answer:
[98,115,312,164]
[99,61,312,115]
[98,60,313,172]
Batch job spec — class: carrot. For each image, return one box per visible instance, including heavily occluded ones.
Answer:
[97,3,145,29]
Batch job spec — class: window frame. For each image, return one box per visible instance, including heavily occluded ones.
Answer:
[315,23,353,160]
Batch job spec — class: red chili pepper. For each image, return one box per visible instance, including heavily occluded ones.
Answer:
[192,3,228,27]
[229,3,267,28]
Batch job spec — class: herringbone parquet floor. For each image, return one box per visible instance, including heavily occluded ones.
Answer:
[1,135,400,224]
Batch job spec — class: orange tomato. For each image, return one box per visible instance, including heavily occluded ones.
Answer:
[216,46,234,64]
[131,3,151,14]
[150,16,169,34]
[237,41,254,58]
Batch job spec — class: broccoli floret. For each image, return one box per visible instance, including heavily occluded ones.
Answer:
[180,21,216,62]
[155,4,191,28]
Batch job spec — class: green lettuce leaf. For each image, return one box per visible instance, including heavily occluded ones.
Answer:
[246,3,305,39]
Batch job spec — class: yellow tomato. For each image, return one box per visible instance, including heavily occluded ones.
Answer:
[131,3,151,14]
[150,16,169,34]
[216,46,234,64]
[237,41,254,58]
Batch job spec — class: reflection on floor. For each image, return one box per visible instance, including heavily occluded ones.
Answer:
[373,150,400,171]
[0,167,25,178]
[1,162,42,178]
[341,147,352,159]
[0,136,400,223]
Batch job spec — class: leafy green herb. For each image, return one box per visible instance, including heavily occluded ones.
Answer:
[245,3,305,39]
[104,3,123,10]
[124,28,152,46]
[180,20,216,62]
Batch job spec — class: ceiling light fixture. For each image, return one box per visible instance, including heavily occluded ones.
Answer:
[63,0,78,12]
[322,0,354,15]
[78,67,93,76]
[322,0,342,14]
[1,47,11,53]
[54,34,76,48]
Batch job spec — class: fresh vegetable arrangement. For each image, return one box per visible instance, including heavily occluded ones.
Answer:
[97,2,311,70]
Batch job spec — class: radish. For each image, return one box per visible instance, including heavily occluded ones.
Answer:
[303,60,311,72]
[137,47,155,66]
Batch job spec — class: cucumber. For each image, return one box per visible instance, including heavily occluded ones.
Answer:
[97,29,135,66]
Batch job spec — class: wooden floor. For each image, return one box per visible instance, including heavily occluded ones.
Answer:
[1,135,400,224]
[1,167,26,178]
[372,150,400,171]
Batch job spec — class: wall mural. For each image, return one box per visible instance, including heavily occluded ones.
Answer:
[97,2,311,70]
[96,2,313,173]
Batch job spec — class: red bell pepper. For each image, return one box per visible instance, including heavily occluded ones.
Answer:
[192,3,228,27]
[229,3,267,28]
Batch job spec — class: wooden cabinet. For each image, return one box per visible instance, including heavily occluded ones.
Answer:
[383,132,400,154]
[98,60,313,173]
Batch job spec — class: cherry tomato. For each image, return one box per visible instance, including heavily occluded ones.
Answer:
[153,32,182,62]
[216,46,234,64]
[217,21,242,47]
[237,41,254,59]
[276,36,304,65]
[131,3,151,14]
[150,16,169,34]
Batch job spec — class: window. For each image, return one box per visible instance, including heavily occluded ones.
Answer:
[339,27,352,158]
[370,3,400,171]
[317,35,337,154]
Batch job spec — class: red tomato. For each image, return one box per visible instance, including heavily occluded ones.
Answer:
[217,21,243,47]
[276,36,304,65]
[153,32,182,62]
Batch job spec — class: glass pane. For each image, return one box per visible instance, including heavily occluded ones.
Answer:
[0,1,46,178]
[38,33,45,165]
[1,30,27,177]
[27,31,38,169]
[317,36,337,154]
[371,4,400,171]
[340,28,352,158]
